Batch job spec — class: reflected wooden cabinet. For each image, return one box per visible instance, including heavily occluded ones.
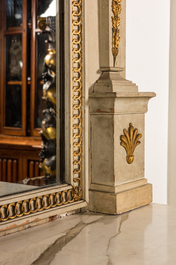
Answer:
[0,0,54,182]
[0,137,42,183]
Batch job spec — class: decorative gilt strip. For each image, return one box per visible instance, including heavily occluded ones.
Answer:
[120,123,142,164]
[112,0,122,66]
[0,189,74,222]
[72,0,83,200]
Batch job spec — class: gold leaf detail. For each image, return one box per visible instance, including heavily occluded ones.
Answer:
[73,187,83,201]
[112,0,122,66]
[120,123,142,164]
[72,0,82,198]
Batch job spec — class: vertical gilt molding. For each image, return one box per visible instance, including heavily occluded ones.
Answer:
[72,0,83,200]
[111,0,122,66]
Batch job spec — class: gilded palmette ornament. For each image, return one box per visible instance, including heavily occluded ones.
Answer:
[120,123,142,164]
[112,0,122,66]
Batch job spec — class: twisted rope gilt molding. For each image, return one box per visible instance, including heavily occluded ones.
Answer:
[0,190,74,222]
[72,0,83,199]
[112,0,121,66]
[0,0,83,222]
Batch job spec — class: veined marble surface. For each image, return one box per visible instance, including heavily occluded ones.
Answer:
[0,203,176,265]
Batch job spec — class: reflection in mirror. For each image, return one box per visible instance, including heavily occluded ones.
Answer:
[0,0,64,197]
[6,0,23,29]
[38,15,57,185]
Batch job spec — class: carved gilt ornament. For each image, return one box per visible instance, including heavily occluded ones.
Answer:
[120,123,142,164]
[111,0,121,66]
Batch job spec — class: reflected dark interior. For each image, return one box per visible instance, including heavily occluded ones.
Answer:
[6,0,23,28]
[0,0,65,196]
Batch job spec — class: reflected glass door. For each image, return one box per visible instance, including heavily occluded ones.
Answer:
[1,0,27,136]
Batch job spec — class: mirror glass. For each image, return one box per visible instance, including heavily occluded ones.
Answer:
[0,0,64,197]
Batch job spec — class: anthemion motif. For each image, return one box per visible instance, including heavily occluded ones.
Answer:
[0,0,83,222]
[111,0,121,66]
[120,123,142,164]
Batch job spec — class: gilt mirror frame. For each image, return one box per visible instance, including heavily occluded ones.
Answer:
[0,0,88,233]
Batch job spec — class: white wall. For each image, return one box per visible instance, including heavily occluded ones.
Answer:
[126,0,170,204]
[168,0,176,206]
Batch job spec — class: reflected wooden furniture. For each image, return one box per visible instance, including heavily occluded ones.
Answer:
[0,0,52,184]
[0,136,42,184]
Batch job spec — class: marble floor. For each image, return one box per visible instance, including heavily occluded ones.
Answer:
[0,203,176,265]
